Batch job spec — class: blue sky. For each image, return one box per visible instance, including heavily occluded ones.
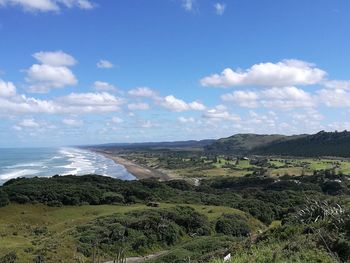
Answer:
[0,0,350,147]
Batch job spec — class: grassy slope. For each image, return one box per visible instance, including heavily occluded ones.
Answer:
[0,203,263,262]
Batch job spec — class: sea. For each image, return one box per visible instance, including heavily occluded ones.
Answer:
[0,147,136,185]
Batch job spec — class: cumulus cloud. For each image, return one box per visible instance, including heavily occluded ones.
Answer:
[58,92,124,107]
[161,95,205,112]
[19,118,39,127]
[0,79,16,97]
[214,2,225,15]
[0,0,94,12]
[203,105,240,121]
[128,102,150,111]
[128,87,158,98]
[323,80,350,90]
[221,90,259,108]
[261,86,315,109]
[93,81,117,92]
[222,86,315,109]
[97,59,114,69]
[317,88,350,107]
[26,64,77,93]
[178,116,195,123]
[62,118,84,126]
[33,50,77,66]
[0,91,125,114]
[201,59,326,88]
[26,51,77,93]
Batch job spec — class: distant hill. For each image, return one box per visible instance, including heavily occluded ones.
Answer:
[91,139,215,150]
[91,131,350,157]
[253,130,350,157]
[205,131,350,157]
[204,133,304,155]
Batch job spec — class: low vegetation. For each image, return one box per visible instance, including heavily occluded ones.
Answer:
[1,170,350,262]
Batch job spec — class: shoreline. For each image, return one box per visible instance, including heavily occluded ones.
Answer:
[95,150,173,181]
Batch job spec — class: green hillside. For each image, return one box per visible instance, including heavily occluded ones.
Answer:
[205,133,303,155]
[205,131,350,158]
[253,130,350,157]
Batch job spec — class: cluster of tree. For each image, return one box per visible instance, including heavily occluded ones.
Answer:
[75,206,214,257]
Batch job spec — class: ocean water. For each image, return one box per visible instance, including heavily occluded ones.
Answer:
[0,147,135,185]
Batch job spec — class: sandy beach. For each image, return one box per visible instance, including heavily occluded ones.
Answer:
[96,151,173,181]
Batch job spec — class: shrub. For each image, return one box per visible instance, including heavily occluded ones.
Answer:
[333,238,350,261]
[0,190,9,207]
[215,214,251,236]
[0,251,17,263]
[101,192,124,204]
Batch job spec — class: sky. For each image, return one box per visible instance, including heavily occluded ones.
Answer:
[1,0,350,147]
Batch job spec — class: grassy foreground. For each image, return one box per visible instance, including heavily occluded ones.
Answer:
[0,203,259,262]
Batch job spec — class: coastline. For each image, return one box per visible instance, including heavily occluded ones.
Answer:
[95,150,173,181]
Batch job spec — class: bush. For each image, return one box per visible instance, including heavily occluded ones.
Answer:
[333,238,350,261]
[215,214,251,236]
[0,251,17,263]
[0,190,9,207]
[75,206,211,257]
[101,192,124,204]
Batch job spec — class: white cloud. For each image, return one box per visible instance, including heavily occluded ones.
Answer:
[140,120,153,128]
[128,102,150,111]
[97,59,114,69]
[323,80,350,90]
[182,0,194,11]
[0,94,58,114]
[93,81,117,92]
[0,79,16,97]
[222,87,315,109]
[0,91,125,114]
[260,86,315,109]
[221,90,259,108]
[203,105,240,121]
[58,92,124,107]
[62,118,83,126]
[178,116,195,123]
[33,50,77,66]
[214,3,225,15]
[128,87,158,98]
[59,0,94,9]
[111,117,124,124]
[200,59,326,87]
[19,118,39,127]
[0,0,94,12]
[26,51,77,93]
[291,110,323,124]
[26,64,77,93]
[188,101,206,110]
[317,88,350,107]
[161,95,205,112]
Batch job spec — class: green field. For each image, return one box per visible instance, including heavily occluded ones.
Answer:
[122,150,350,179]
